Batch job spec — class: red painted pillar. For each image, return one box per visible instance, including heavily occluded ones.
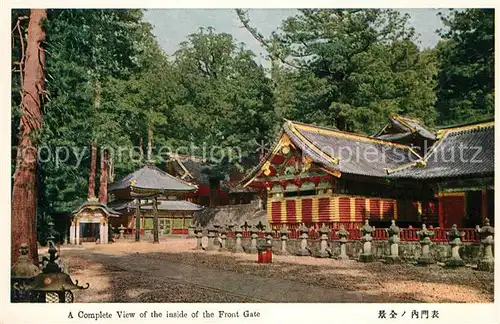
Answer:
[481,189,488,222]
[438,197,444,228]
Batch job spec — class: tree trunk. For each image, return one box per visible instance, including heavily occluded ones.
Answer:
[153,197,159,243]
[99,150,108,204]
[147,126,152,162]
[88,142,97,199]
[139,137,144,162]
[11,9,47,266]
[108,155,114,183]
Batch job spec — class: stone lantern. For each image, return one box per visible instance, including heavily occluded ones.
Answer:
[416,224,435,265]
[277,225,290,255]
[297,223,310,256]
[218,225,229,252]
[358,220,375,262]
[194,223,204,250]
[232,224,244,253]
[476,218,494,272]
[206,223,217,251]
[445,224,465,267]
[317,224,331,258]
[14,242,89,303]
[247,225,259,254]
[11,243,41,302]
[385,220,401,263]
[118,224,126,240]
[335,225,350,260]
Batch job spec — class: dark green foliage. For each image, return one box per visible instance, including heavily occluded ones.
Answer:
[435,9,495,125]
[243,9,439,134]
[167,27,275,168]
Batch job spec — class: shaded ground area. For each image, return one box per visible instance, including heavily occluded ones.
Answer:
[48,238,494,303]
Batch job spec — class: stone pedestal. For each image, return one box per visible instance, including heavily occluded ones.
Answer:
[317,233,330,258]
[219,233,228,252]
[477,242,494,271]
[358,239,374,262]
[247,233,258,254]
[233,232,244,253]
[338,239,349,260]
[206,230,217,251]
[297,233,310,256]
[446,243,465,267]
[385,241,401,264]
[417,242,434,265]
[195,231,203,250]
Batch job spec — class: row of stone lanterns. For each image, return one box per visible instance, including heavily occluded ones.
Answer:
[195,218,494,271]
[11,225,90,303]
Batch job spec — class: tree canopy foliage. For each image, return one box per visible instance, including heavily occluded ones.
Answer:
[10,9,494,238]
[435,9,495,125]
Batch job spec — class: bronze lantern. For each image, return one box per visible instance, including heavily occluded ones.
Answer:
[11,243,41,302]
[14,241,89,303]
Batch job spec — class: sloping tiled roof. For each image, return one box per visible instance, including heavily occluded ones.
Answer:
[108,199,203,212]
[108,164,197,192]
[241,120,422,185]
[169,155,211,185]
[288,121,421,177]
[374,115,436,141]
[390,121,494,179]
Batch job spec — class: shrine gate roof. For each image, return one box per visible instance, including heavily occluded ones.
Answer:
[389,120,494,179]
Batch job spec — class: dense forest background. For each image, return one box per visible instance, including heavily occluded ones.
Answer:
[10,9,494,242]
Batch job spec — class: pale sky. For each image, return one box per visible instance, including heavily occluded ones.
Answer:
[143,9,446,66]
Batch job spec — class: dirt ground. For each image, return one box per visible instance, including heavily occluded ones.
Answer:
[44,238,494,303]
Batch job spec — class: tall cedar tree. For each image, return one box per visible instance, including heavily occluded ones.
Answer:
[12,9,47,265]
[237,9,438,134]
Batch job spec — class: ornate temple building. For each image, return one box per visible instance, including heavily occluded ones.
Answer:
[240,117,494,229]
[107,164,202,235]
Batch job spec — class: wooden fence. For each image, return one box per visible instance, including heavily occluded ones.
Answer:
[238,227,480,243]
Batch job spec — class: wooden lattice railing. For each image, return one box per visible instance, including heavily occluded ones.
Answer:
[238,226,481,243]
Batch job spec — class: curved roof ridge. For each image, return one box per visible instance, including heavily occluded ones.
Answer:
[288,120,421,152]
[436,120,494,138]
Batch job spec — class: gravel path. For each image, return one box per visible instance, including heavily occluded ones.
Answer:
[49,238,494,303]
